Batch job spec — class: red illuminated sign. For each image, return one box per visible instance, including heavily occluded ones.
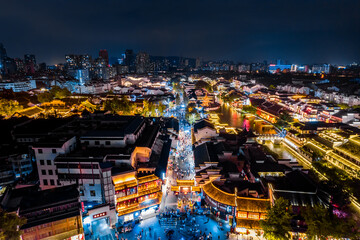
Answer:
[81,202,85,212]
[93,212,107,219]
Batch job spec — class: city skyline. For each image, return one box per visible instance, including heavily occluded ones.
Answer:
[1,0,359,65]
[1,1,360,239]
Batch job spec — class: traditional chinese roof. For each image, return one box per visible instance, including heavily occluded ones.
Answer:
[193,119,215,133]
[14,106,44,118]
[202,182,270,211]
[138,174,159,184]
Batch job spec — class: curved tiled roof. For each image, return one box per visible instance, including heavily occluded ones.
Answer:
[203,181,236,206]
[202,182,270,212]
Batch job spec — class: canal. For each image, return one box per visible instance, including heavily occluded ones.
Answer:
[212,104,309,169]
[213,104,245,128]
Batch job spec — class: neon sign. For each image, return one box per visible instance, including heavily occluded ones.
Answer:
[93,212,107,219]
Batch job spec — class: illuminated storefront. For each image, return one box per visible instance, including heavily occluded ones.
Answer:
[202,182,269,230]
[82,204,117,236]
[113,173,163,224]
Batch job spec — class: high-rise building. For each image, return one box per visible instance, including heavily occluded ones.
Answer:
[3,57,17,74]
[24,54,36,74]
[99,49,109,66]
[136,52,150,74]
[24,54,36,65]
[124,49,136,73]
[65,54,91,70]
[14,58,24,72]
[195,57,201,69]
[68,69,90,85]
[312,64,330,74]
[0,43,7,75]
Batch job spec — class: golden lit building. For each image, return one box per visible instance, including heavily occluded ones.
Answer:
[112,168,162,224]
[202,182,269,230]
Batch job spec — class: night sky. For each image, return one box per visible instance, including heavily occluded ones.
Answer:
[1,0,359,65]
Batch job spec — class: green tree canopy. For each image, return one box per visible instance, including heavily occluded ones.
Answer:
[304,205,359,239]
[37,92,53,103]
[175,94,181,105]
[50,86,71,99]
[0,98,23,117]
[103,96,136,115]
[276,111,293,128]
[260,197,292,240]
[242,105,257,114]
[0,208,27,240]
[195,80,213,92]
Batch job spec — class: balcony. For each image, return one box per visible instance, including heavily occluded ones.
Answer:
[117,195,162,216]
[116,185,161,202]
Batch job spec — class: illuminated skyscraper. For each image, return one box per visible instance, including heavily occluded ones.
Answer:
[65,54,91,70]
[99,49,109,66]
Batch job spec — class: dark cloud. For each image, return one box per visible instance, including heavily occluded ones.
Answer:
[0,0,359,64]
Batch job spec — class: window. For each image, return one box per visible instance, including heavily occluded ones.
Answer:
[47,160,52,165]
[95,141,100,145]
[43,179,48,185]
[105,141,111,146]
[84,141,89,145]
[38,149,43,154]
[52,149,57,154]
[89,183,95,187]
[50,179,55,186]
[79,190,84,196]
[90,190,96,196]
[41,170,46,175]
[57,180,61,186]
[40,160,45,165]
[48,170,53,175]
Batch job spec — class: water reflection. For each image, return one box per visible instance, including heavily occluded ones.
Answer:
[264,141,296,161]
[210,104,306,168]
[212,104,245,128]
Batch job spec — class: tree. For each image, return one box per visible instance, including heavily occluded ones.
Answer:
[157,102,166,116]
[260,197,292,240]
[195,80,212,92]
[337,103,350,110]
[175,94,181,106]
[303,205,333,240]
[57,87,71,99]
[37,92,53,103]
[0,208,27,240]
[173,82,182,93]
[242,105,257,114]
[304,205,359,239]
[103,96,137,115]
[142,100,150,116]
[49,86,71,99]
[0,98,23,117]
[276,111,293,128]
